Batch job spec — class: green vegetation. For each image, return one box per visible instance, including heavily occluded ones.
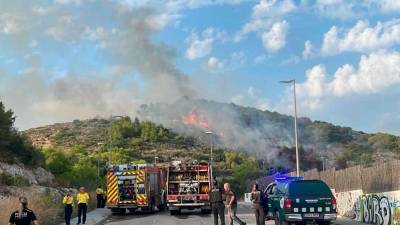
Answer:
[41,146,102,189]
[217,151,264,194]
[16,99,400,194]
[368,132,400,153]
[335,132,400,167]
[0,172,30,186]
[0,101,43,166]
[38,116,268,195]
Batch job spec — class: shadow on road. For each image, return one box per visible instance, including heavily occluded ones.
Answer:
[173,210,212,220]
[107,209,211,223]
[108,210,158,222]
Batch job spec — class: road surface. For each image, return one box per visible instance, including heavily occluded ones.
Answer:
[101,207,367,225]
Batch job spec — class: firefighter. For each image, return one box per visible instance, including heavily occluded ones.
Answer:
[76,186,90,225]
[96,186,104,208]
[224,183,246,225]
[63,190,74,225]
[8,196,39,225]
[209,180,225,225]
[250,184,265,225]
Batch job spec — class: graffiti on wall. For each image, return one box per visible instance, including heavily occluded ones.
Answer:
[335,190,363,219]
[351,191,400,225]
[360,195,393,225]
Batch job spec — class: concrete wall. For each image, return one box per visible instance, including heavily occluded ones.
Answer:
[335,190,400,225]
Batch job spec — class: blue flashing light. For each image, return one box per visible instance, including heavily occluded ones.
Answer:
[274,174,304,183]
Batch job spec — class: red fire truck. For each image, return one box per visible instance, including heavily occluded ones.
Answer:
[166,161,212,215]
[106,164,166,214]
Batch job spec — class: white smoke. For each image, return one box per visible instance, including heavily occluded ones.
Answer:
[0,0,196,129]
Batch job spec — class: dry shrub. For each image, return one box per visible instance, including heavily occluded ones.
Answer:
[0,193,63,225]
[2,190,99,225]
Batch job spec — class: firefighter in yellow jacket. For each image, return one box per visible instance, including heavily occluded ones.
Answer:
[63,191,74,225]
[76,187,90,225]
[96,186,104,208]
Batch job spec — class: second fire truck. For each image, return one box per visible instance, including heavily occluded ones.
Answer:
[166,161,212,215]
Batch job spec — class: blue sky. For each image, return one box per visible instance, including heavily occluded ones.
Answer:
[1,0,400,135]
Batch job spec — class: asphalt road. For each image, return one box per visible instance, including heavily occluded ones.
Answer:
[101,207,365,225]
[102,207,260,225]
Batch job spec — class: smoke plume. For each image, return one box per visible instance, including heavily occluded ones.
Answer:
[0,0,196,129]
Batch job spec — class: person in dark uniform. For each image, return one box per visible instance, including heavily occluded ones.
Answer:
[251,184,265,225]
[209,180,225,225]
[8,196,39,225]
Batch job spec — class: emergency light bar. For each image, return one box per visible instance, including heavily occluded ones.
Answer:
[274,175,303,182]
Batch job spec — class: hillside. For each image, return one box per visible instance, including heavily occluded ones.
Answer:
[25,98,400,169]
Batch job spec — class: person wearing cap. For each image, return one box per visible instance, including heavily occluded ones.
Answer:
[95,186,104,208]
[251,184,265,225]
[8,196,39,225]
[76,187,90,225]
[63,190,75,225]
[209,180,225,225]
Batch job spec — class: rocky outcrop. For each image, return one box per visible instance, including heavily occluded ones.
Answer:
[0,162,55,185]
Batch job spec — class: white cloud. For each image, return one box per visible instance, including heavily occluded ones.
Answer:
[46,15,85,42]
[234,0,295,42]
[261,20,289,52]
[315,0,359,20]
[204,52,246,73]
[231,86,271,111]
[230,51,247,67]
[185,27,225,60]
[302,40,314,59]
[0,14,23,34]
[116,0,251,31]
[322,19,400,55]
[294,51,400,110]
[368,0,400,13]
[54,0,84,6]
[281,55,300,65]
[254,54,268,64]
[32,6,53,15]
[207,56,224,70]
[313,0,400,19]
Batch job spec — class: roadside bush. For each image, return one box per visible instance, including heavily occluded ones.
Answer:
[0,193,62,225]
[0,173,29,186]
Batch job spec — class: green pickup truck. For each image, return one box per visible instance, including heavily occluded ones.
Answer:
[263,177,337,225]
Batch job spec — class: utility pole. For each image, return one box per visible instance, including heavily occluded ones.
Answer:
[280,80,300,176]
[205,131,213,187]
[97,142,104,177]
[154,150,158,165]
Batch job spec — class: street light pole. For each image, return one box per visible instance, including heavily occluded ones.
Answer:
[280,79,300,177]
[205,131,213,187]
[97,142,104,177]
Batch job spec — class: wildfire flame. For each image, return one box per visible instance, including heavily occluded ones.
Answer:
[181,110,210,129]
